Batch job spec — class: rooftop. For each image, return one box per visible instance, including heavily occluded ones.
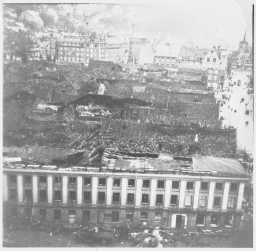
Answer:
[3,154,249,178]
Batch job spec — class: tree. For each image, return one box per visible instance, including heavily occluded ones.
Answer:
[4,30,33,63]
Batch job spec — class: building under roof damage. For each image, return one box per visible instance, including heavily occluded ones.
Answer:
[3,152,250,230]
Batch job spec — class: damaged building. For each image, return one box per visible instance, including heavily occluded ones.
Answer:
[3,154,249,230]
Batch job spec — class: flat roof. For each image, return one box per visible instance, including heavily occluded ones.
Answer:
[3,154,249,178]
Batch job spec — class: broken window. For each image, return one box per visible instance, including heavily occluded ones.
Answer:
[210,214,219,225]
[113,179,120,187]
[112,211,119,222]
[112,192,120,203]
[99,178,106,186]
[201,182,208,191]
[141,211,148,219]
[172,181,180,189]
[39,209,46,219]
[69,191,76,202]
[127,193,135,204]
[54,190,62,201]
[39,176,47,184]
[24,175,32,185]
[157,180,165,189]
[213,196,222,208]
[126,211,134,221]
[186,182,194,190]
[184,195,193,206]
[224,214,233,226]
[83,210,90,223]
[196,214,205,225]
[170,194,178,206]
[143,180,150,188]
[199,195,207,207]
[215,183,223,191]
[69,177,77,186]
[142,194,149,204]
[39,190,47,202]
[128,179,135,187]
[54,209,61,220]
[98,192,105,203]
[84,177,91,186]
[9,175,17,185]
[227,196,237,209]
[8,189,17,200]
[230,183,238,192]
[156,194,164,205]
[24,189,32,202]
[68,210,76,215]
[84,191,91,203]
[54,176,61,184]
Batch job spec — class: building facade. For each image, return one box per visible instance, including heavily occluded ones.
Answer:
[55,35,106,66]
[3,156,249,229]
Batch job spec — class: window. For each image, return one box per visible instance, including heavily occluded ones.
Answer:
[224,214,233,226]
[112,211,119,222]
[113,179,120,187]
[210,214,219,225]
[24,189,32,202]
[68,210,76,215]
[98,192,105,203]
[196,214,205,225]
[213,196,222,208]
[201,182,208,191]
[69,191,76,202]
[141,211,148,219]
[112,192,120,203]
[186,182,194,190]
[84,177,91,186]
[99,178,106,186]
[39,209,46,219]
[83,210,90,222]
[230,183,238,192]
[213,58,216,63]
[39,176,47,184]
[157,180,165,189]
[54,190,62,201]
[69,177,76,185]
[9,175,17,184]
[9,189,17,200]
[143,180,150,188]
[54,176,62,184]
[54,209,61,220]
[156,194,164,205]
[207,57,210,62]
[128,179,135,187]
[126,211,134,221]
[127,193,135,204]
[170,195,178,206]
[84,191,91,203]
[24,175,32,185]
[227,196,237,209]
[39,190,47,202]
[24,207,32,218]
[184,195,193,207]
[199,195,207,207]
[172,181,180,189]
[155,211,162,220]
[215,183,223,191]
[142,194,149,204]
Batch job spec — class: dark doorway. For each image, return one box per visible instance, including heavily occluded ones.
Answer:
[176,215,185,229]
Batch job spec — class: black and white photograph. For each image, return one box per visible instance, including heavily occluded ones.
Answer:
[2,0,254,247]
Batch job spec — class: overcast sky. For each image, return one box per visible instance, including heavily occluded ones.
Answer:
[78,0,253,49]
